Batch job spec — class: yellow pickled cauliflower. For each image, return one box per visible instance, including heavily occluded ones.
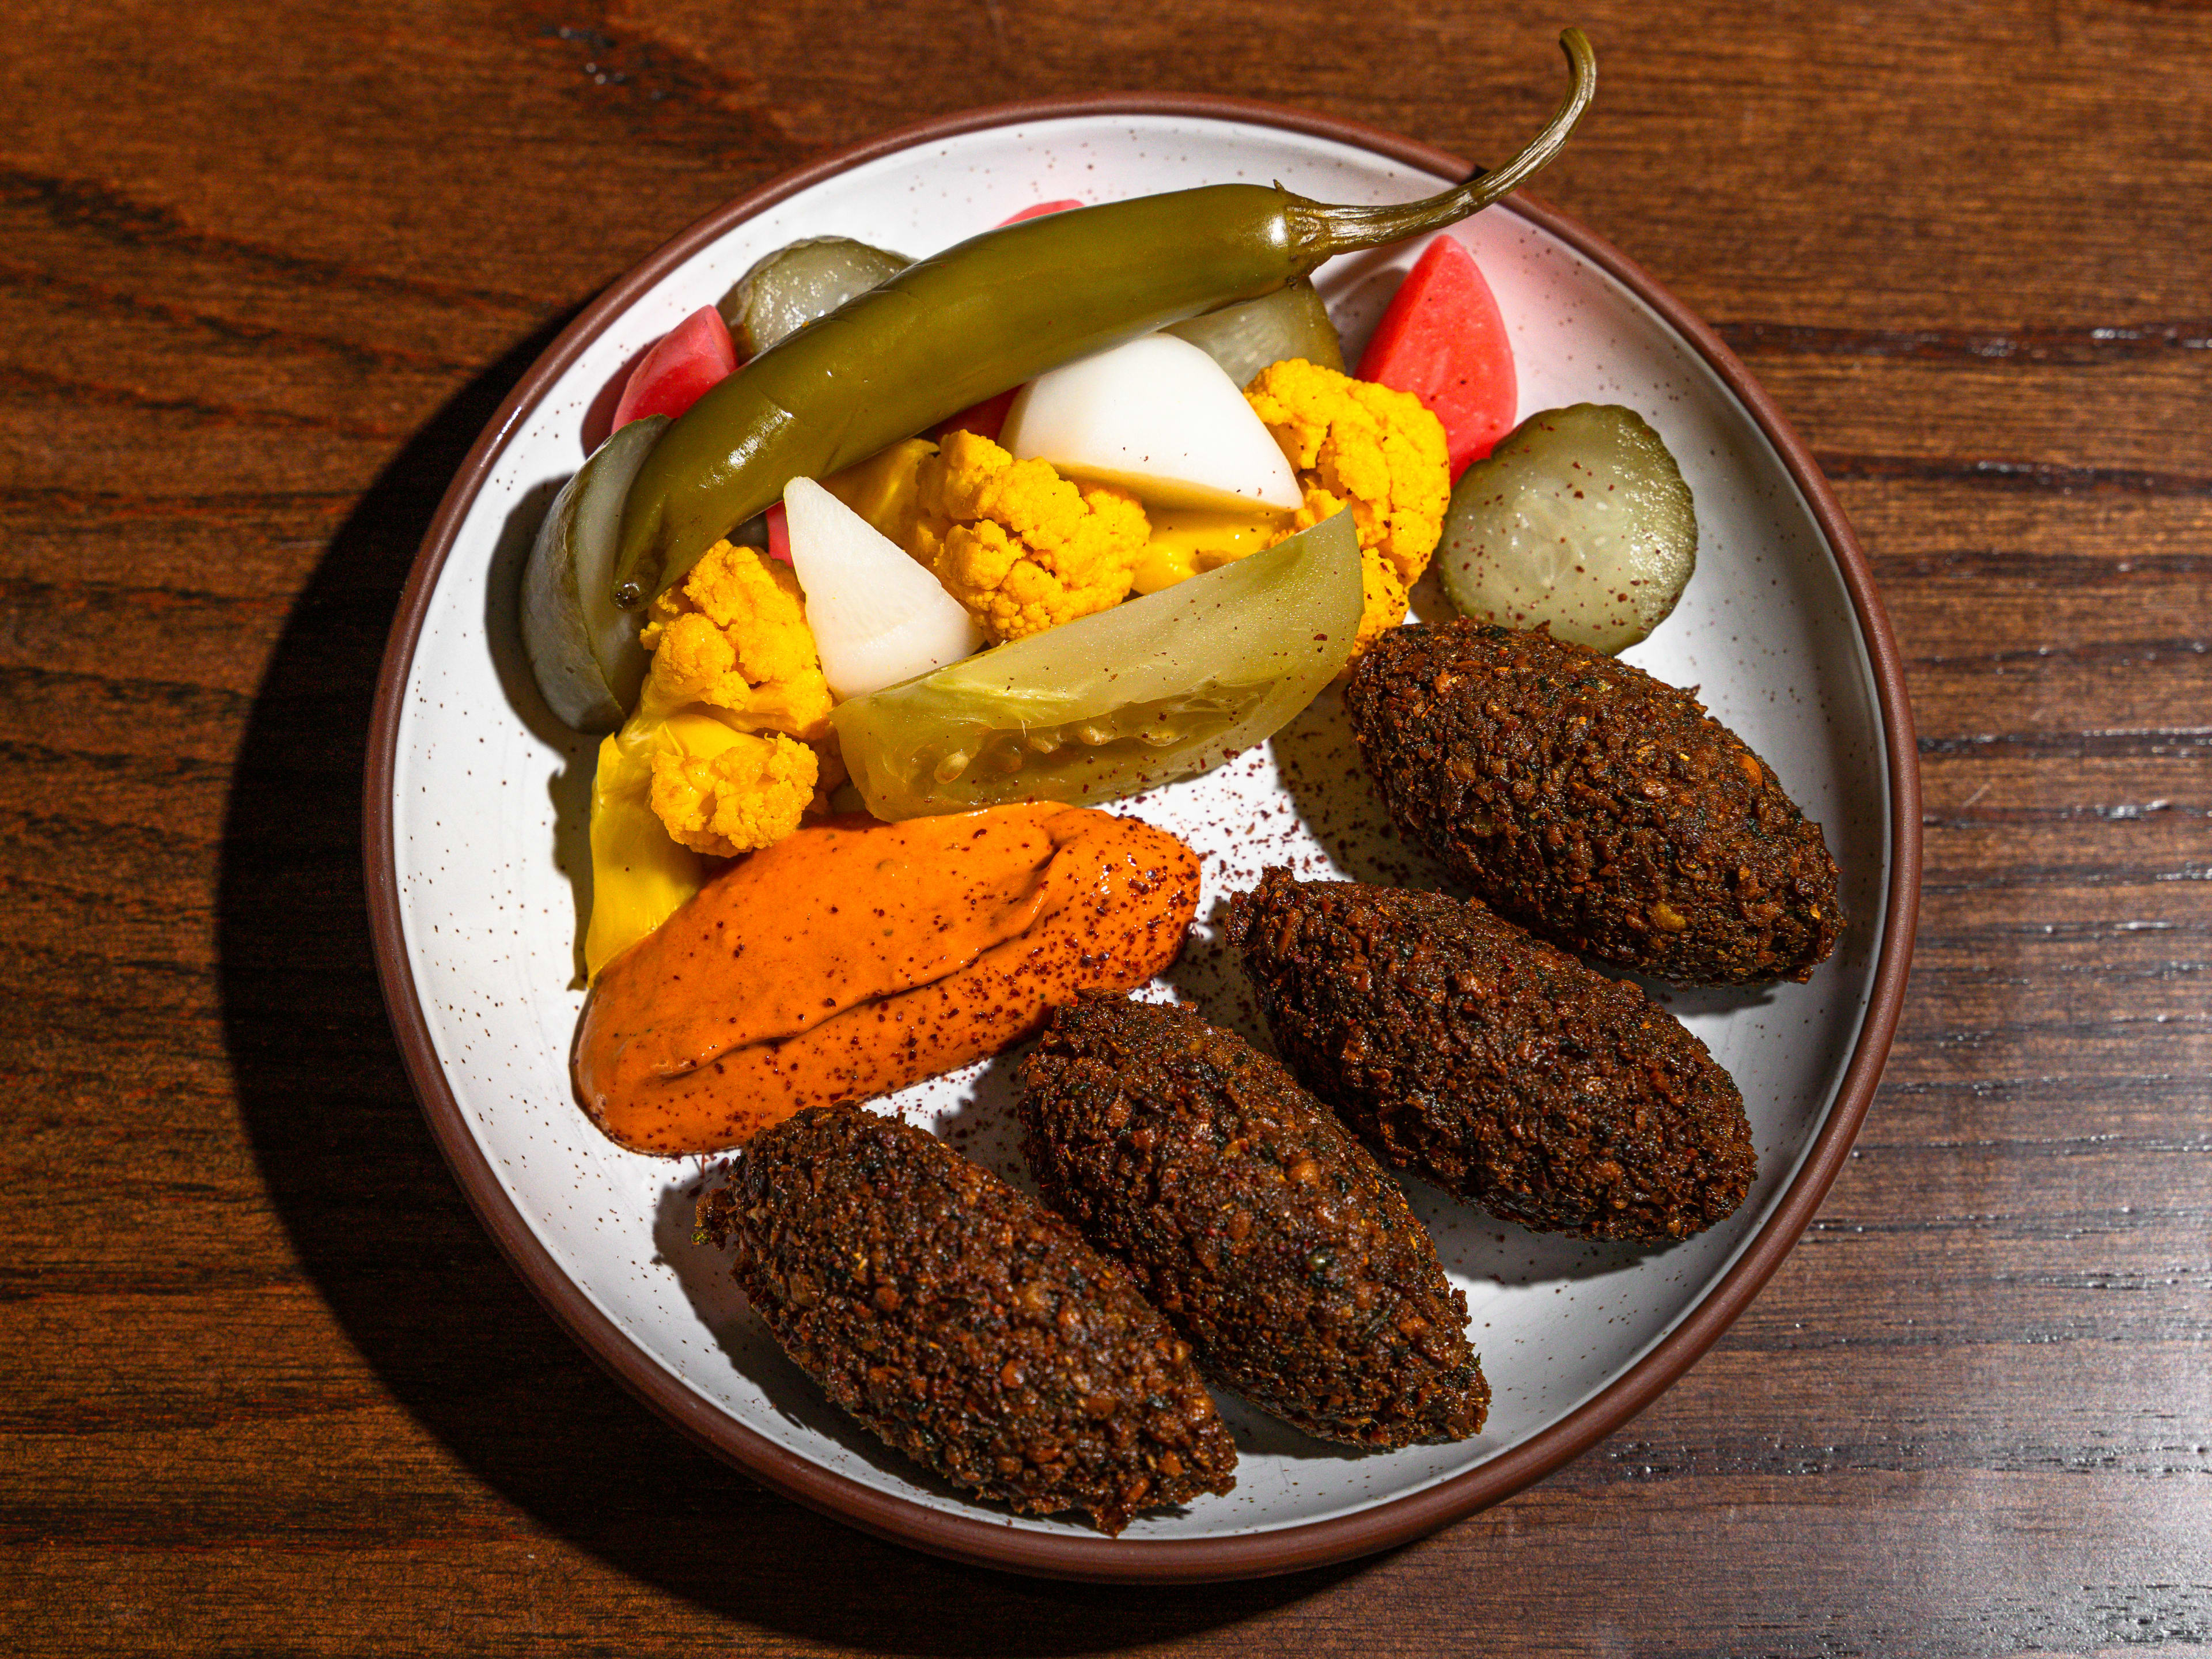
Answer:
[645,719,819,860]
[906,430,1150,643]
[1244,358,1450,653]
[639,541,832,737]
[583,542,838,977]
[634,541,834,857]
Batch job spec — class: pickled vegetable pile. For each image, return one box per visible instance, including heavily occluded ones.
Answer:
[480,28,1859,1540]
[509,26,1722,1059]
[554,234,1513,969]
[516,33,1649,987]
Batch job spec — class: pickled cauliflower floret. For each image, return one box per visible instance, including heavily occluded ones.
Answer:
[631,543,835,850]
[906,430,1150,643]
[639,540,833,738]
[584,543,842,976]
[647,723,820,859]
[1244,357,1450,653]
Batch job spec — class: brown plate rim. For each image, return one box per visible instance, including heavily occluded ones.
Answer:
[364,89,1923,1584]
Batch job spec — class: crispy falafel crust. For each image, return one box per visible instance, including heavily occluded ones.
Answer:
[696,1105,1235,1535]
[1230,873,1755,1244]
[1344,622,1842,985]
[1019,997,1487,1447]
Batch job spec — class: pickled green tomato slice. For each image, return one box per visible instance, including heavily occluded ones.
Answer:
[1438,403,1698,655]
[832,511,1361,818]
[718,237,912,359]
[1166,278,1344,388]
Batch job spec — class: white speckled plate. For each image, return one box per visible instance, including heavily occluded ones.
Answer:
[366,94,1919,1581]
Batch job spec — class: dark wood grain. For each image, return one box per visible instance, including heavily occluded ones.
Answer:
[4,0,2207,1652]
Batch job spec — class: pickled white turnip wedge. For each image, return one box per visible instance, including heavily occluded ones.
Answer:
[782,478,983,701]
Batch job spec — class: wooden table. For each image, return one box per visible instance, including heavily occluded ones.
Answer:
[7,1,2206,1651]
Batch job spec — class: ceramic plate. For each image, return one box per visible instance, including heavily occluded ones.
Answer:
[366,96,1919,1581]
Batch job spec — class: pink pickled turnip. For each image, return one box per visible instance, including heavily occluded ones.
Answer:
[1355,237,1516,476]
[612,305,738,431]
[933,387,1021,445]
[997,199,1082,226]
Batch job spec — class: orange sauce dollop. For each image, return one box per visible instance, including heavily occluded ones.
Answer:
[574,804,1199,1153]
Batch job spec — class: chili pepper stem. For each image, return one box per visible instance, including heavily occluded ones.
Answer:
[1291,27,1597,261]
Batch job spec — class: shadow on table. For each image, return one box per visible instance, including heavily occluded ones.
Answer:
[215,328,1365,1650]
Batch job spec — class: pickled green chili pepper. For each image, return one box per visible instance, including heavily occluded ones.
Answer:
[613,27,1596,609]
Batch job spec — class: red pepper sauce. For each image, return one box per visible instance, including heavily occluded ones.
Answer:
[574,804,1198,1154]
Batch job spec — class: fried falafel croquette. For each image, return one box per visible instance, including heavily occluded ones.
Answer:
[1343,621,1843,986]
[1229,873,1755,1244]
[1018,995,1487,1447]
[695,1105,1236,1535]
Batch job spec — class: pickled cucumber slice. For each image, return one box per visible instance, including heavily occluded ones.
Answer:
[719,237,911,358]
[1438,403,1696,654]
[832,510,1361,817]
[520,414,668,733]
[1167,278,1344,388]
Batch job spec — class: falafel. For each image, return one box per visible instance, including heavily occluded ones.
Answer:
[1343,621,1842,985]
[695,1104,1236,1534]
[1019,996,1488,1446]
[1230,872,1755,1244]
